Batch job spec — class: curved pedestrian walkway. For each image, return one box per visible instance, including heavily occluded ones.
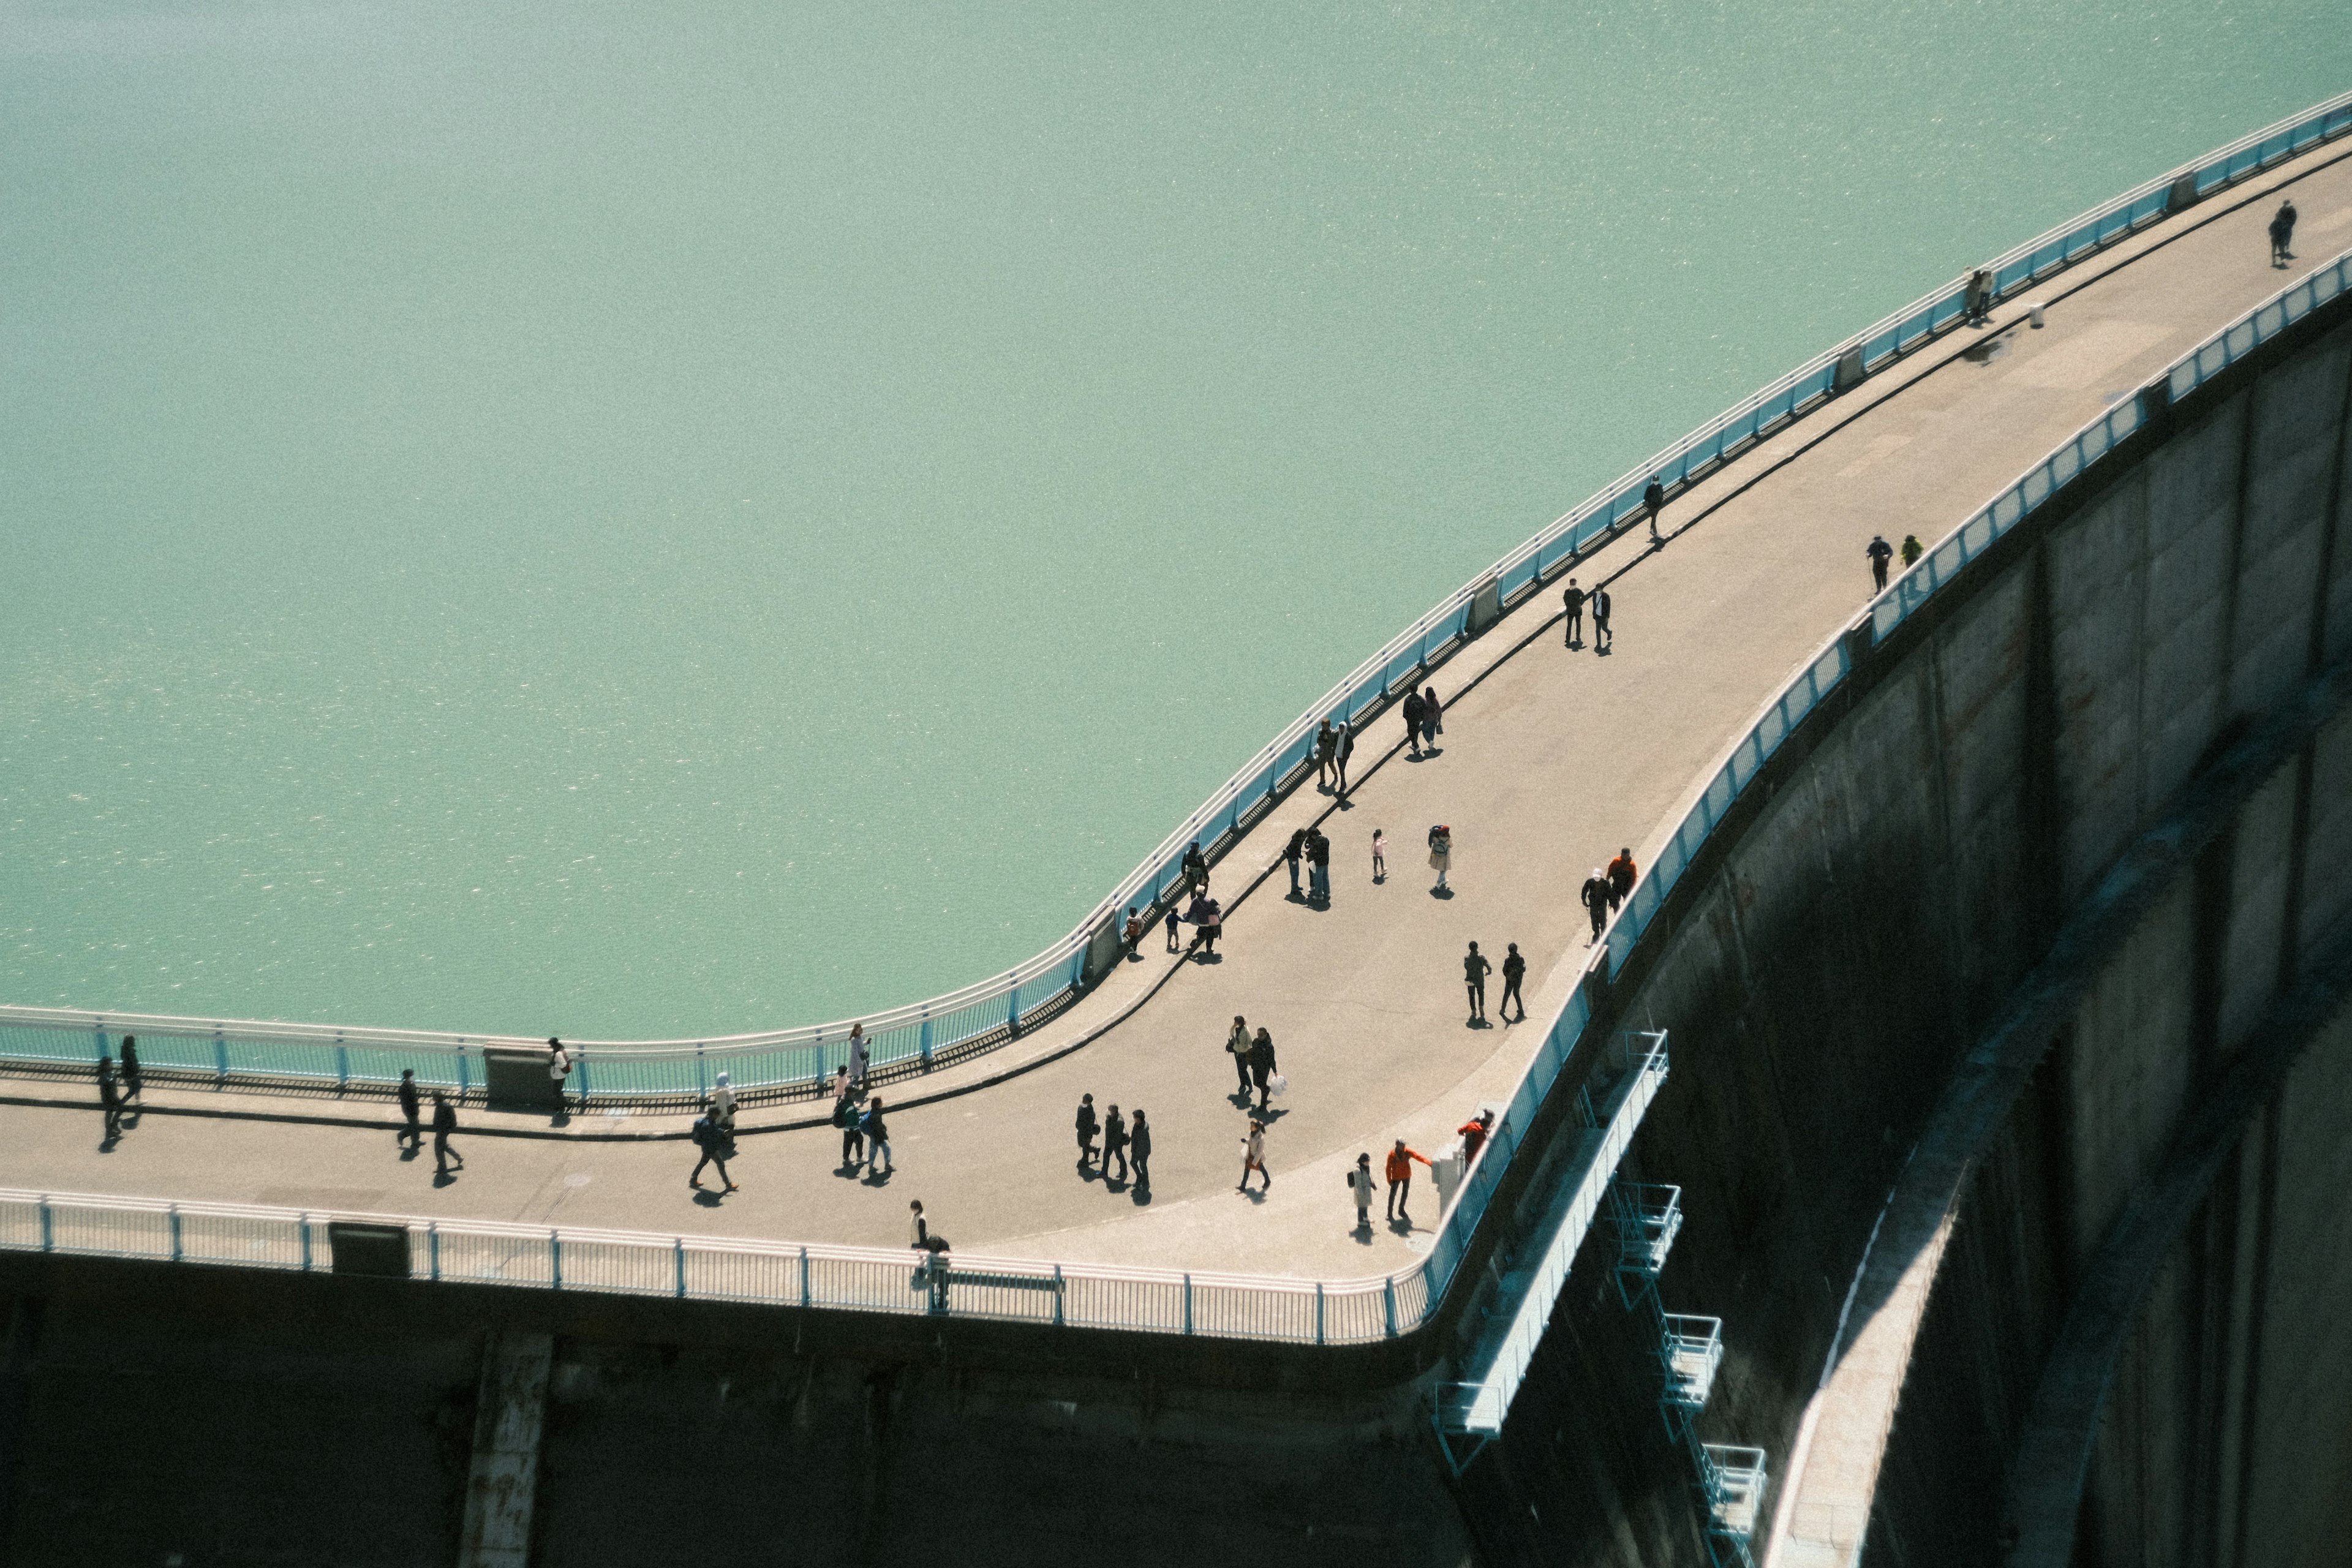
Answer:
[6,140,2351,1281]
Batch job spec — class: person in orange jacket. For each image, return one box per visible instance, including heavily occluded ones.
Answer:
[1458,1110,1494,1166]
[1384,1139,1433,1222]
[1606,848,1638,910]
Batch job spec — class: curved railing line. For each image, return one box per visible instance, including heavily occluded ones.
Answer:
[7,241,2345,1349]
[3,89,2346,1094]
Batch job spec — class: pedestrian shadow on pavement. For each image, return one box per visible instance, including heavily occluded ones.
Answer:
[1192,951,1224,965]
[97,1133,120,1154]
[1430,886,1454,900]
[432,1170,459,1188]
[1131,1184,1152,1207]
[398,1144,420,1163]
[1238,1187,1268,1205]
[1387,1215,1418,1236]
[1352,1219,1375,1246]
[862,1168,895,1188]
[692,1189,725,1208]
[1466,1016,1493,1030]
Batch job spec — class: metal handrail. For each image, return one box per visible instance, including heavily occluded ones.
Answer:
[5,91,2347,1096]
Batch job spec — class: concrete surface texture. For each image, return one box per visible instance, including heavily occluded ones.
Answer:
[4,143,2351,1302]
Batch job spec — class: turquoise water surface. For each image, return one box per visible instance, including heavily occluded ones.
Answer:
[3,2,2343,1036]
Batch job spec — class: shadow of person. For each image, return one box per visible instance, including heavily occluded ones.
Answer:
[432,1169,459,1188]
[98,1132,120,1154]
[1431,886,1455,900]
[1387,1214,1414,1235]
[1131,1183,1152,1206]
[863,1167,895,1187]
[1242,1187,1268,1205]
[1353,1219,1374,1245]
[692,1188,726,1208]
[1466,1016,1491,1030]
[1104,1174,1129,1194]
[1196,951,1224,965]
[398,1143,421,1163]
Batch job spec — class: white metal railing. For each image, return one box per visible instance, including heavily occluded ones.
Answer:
[4,91,2347,1101]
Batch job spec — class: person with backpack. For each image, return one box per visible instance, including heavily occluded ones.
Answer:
[398,1069,423,1152]
[1129,1110,1153,1193]
[1403,688,1426,759]
[1900,533,1923,569]
[1346,1153,1378,1231]
[1074,1094,1099,1172]
[1499,943,1528,1023]
[1427,824,1453,893]
[1581,867,1614,943]
[1562,578,1586,649]
[834,1077,865,1170]
[1248,1027,1278,1113]
[1591,587,1613,652]
[1463,941,1492,1023]
[1225,1016,1254,1099]
[118,1035,143,1106]
[690,1102,737,1192]
[1283,826,1308,899]
[1334,722,1355,796]
[432,1093,463,1177]
[862,1097,894,1177]
[1102,1104,1129,1183]
[546,1038,573,1112]
[1306,826,1332,905]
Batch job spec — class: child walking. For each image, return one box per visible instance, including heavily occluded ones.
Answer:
[1372,829,1387,883]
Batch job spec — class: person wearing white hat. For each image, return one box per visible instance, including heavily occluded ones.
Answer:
[1580,867,1613,943]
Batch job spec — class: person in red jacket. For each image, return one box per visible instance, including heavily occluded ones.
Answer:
[1384,1139,1433,1223]
[1607,848,1638,910]
[1458,1110,1494,1167]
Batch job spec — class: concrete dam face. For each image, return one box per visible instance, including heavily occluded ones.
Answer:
[7,121,2352,1568]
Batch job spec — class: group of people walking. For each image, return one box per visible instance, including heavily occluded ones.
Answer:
[1579,847,1640,943]
[1072,1093,1151,1190]
[1865,532,1924,592]
[1461,940,1526,1025]
[1283,824,1334,903]
[94,1038,142,1140]
[1561,578,1613,652]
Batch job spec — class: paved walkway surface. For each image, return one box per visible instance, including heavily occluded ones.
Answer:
[8,141,2351,1283]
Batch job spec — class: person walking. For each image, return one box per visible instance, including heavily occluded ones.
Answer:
[1644,475,1667,543]
[431,1092,463,1177]
[1283,826,1308,899]
[1900,533,1923,568]
[1867,533,1893,592]
[1562,578,1585,649]
[1420,686,1442,752]
[1129,1110,1152,1192]
[1607,847,1638,910]
[1463,941,1492,1023]
[710,1070,736,1123]
[1238,1119,1270,1194]
[1196,894,1223,956]
[1385,1140,1432,1221]
[97,1054,124,1141]
[546,1038,573,1110]
[1334,722,1355,796]
[862,1097,894,1176]
[1403,688,1426,759]
[1248,1027,1278,1113]
[1074,1094,1099,1171]
[1591,586,1613,652]
[1499,943,1527,1023]
[1306,826,1332,905]
[1102,1104,1129,1182]
[1346,1153,1378,1231]
[398,1068,423,1152]
[846,1023,870,1091]
[1226,1016,1254,1098]
[1165,903,1181,954]
[119,1036,143,1106]
[1428,823,1453,893]
[1371,829,1387,883]
[1182,840,1209,897]
[835,1080,865,1170]
[1581,867,1613,943]
[1964,266,1993,326]
[1314,719,1338,789]
[2271,199,2297,266]
[689,1103,738,1191]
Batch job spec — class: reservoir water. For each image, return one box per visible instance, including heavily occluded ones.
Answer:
[3,2,2342,1038]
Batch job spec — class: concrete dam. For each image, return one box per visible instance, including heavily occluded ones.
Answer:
[6,102,2352,1568]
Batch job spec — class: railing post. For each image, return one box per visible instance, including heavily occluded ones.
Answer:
[799,1245,811,1308]
[1384,1277,1400,1339]
[550,1232,563,1291]
[168,1207,183,1264]
[429,1223,441,1281]
[1315,1282,1326,1346]
[39,1197,53,1253]
[1053,1264,1065,1326]
[1183,1273,1193,1335]
[457,1051,471,1096]
[91,1026,107,1063]
[299,1215,313,1273]
[919,1014,934,1069]
[335,1039,349,1091]
[213,1031,229,1083]
[696,1045,708,1098]
[1006,978,1020,1033]
[674,1238,687,1299]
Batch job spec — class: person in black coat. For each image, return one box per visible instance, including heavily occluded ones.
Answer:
[1074,1095,1099,1171]
[1403,689,1426,758]
[1129,1110,1153,1193]
[1644,475,1666,541]
[1333,722,1355,796]
[1182,840,1208,897]
[432,1093,464,1177]
[398,1069,422,1151]
[1499,943,1528,1023]
[119,1036,143,1105]
[97,1055,124,1140]
[1562,578,1585,649]
[1248,1028,1278,1112]
[1581,869,1614,943]
[1102,1104,1129,1182]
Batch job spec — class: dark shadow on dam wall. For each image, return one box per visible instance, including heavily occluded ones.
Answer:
[6,319,2351,1568]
